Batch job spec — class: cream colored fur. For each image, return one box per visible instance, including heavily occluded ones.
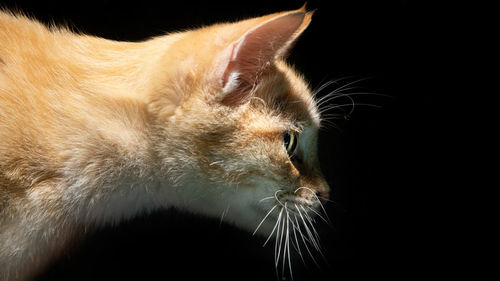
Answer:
[0,7,329,280]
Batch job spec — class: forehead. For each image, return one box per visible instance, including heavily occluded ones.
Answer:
[252,60,320,130]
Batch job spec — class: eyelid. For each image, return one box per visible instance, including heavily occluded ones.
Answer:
[289,123,304,134]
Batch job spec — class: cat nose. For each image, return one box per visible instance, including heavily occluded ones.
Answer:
[317,190,330,201]
[295,186,329,202]
[315,179,331,203]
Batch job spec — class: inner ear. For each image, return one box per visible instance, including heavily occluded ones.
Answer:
[217,11,310,106]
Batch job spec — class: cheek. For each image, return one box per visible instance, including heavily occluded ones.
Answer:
[196,127,292,183]
[257,158,299,189]
[289,161,300,177]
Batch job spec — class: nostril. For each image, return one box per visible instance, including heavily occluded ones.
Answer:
[294,187,330,204]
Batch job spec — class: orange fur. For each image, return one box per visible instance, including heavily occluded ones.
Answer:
[0,7,329,280]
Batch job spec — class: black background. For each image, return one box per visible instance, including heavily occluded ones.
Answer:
[0,0,495,280]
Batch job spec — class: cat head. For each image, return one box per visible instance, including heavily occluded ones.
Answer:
[148,7,330,237]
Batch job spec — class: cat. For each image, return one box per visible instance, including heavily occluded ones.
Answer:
[0,5,330,280]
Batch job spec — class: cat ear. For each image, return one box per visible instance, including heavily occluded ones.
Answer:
[216,9,313,106]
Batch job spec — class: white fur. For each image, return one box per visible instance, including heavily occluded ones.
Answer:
[222,71,241,95]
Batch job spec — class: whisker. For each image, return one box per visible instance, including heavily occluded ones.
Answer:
[313,78,385,132]
[319,113,346,119]
[258,196,275,203]
[312,77,350,96]
[319,102,381,113]
[312,79,339,97]
[315,87,360,108]
[325,91,389,98]
[330,77,372,94]
[315,79,371,110]
[301,206,321,244]
[274,190,285,207]
[316,90,385,109]
[312,76,356,97]
[317,196,336,204]
[296,205,320,252]
[319,105,348,117]
[253,204,278,236]
[274,216,281,279]
[318,90,382,99]
[263,207,283,247]
[316,200,333,226]
[307,206,329,225]
[274,209,284,279]
[288,213,306,265]
[300,206,328,263]
[323,93,355,116]
[294,186,315,194]
[320,118,347,127]
[319,119,341,131]
[295,186,333,225]
[304,209,329,264]
[283,203,291,279]
[275,209,285,267]
[294,214,319,267]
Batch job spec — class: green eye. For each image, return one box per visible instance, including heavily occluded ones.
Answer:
[283,131,298,156]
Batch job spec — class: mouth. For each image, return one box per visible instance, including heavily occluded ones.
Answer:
[253,189,330,235]
[252,191,330,279]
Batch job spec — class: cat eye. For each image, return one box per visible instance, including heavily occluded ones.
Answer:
[283,131,298,156]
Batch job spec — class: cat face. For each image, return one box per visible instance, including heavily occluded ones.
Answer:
[189,62,329,236]
[149,8,330,238]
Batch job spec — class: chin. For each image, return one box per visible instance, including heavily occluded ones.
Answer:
[225,190,326,242]
[227,201,281,237]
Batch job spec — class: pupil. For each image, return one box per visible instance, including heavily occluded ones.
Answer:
[283,132,291,150]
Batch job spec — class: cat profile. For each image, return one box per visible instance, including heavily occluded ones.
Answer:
[0,5,329,280]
